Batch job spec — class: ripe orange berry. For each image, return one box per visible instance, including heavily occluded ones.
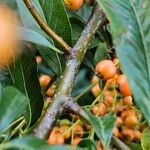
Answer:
[60,125,71,140]
[121,109,133,121]
[95,60,117,80]
[46,88,55,97]
[91,83,101,97]
[117,74,132,96]
[134,130,141,141]
[71,137,82,145]
[0,5,19,68]
[98,103,106,116]
[73,124,84,137]
[124,114,138,128]
[116,117,123,127]
[36,56,42,64]
[122,96,133,106]
[56,135,65,144]
[122,128,135,141]
[64,0,83,10]
[48,127,59,144]
[39,75,51,87]
[91,75,99,84]
[91,106,99,114]
[104,95,113,107]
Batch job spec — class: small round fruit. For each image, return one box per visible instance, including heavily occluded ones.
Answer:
[60,125,71,140]
[64,0,83,10]
[122,96,133,106]
[117,74,132,96]
[116,117,123,127]
[73,124,84,137]
[71,137,82,145]
[91,75,99,84]
[91,83,101,97]
[95,60,117,80]
[104,95,113,107]
[91,106,99,114]
[125,114,138,128]
[46,88,55,97]
[56,135,65,144]
[122,128,135,141]
[36,56,42,64]
[98,103,106,116]
[121,109,133,121]
[134,130,141,141]
[39,75,51,87]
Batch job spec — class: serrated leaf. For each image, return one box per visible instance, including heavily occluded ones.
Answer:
[141,128,150,150]
[97,0,150,126]
[42,0,72,47]
[18,27,62,54]
[0,87,28,134]
[0,48,44,126]
[10,48,43,126]
[1,136,82,150]
[86,111,116,149]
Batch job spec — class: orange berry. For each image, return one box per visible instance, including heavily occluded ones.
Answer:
[60,125,71,140]
[91,75,99,84]
[113,127,119,137]
[39,75,51,87]
[125,114,138,128]
[46,88,55,97]
[73,124,84,137]
[95,60,117,80]
[117,74,132,96]
[48,127,59,144]
[121,109,133,121]
[98,103,106,116]
[0,5,19,68]
[64,0,83,10]
[91,83,101,97]
[56,135,65,144]
[122,128,135,141]
[122,96,133,106]
[134,130,141,141]
[104,95,113,107]
[36,56,42,64]
[71,137,82,145]
[91,106,99,114]
[116,117,123,127]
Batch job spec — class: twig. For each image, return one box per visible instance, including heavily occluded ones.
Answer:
[33,3,107,139]
[23,0,71,53]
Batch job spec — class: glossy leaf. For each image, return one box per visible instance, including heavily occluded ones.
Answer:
[42,0,72,47]
[10,49,43,126]
[78,139,96,150]
[1,136,82,150]
[97,0,150,125]
[86,111,116,149]
[18,27,62,54]
[0,87,28,134]
[141,128,150,150]
[16,0,62,75]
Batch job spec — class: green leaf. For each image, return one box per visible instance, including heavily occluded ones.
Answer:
[69,4,92,23]
[16,0,63,75]
[10,48,43,126]
[42,0,72,47]
[16,0,45,31]
[78,139,96,150]
[141,128,150,150]
[18,27,62,54]
[1,136,82,150]
[0,87,28,134]
[86,111,116,149]
[94,43,107,65]
[97,0,150,125]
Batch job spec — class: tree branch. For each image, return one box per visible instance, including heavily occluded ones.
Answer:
[23,0,71,53]
[33,3,107,139]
